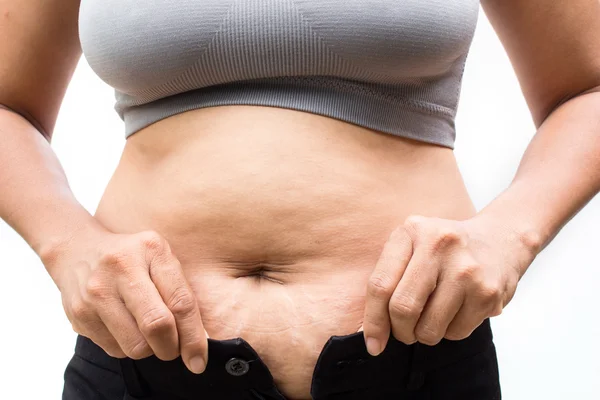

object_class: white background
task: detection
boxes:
[1,8,599,400]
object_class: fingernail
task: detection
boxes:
[189,356,206,374]
[357,325,364,333]
[366,337,382,356]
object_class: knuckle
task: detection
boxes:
[139,309,175,336]
[139,231,167,254]
[367,271,396,298]
[168,288,196,317]
[98,249,129,268]
[476,282,503,303]
[85,275,110,299]
[456,264,480,281]
[70,322,84,335]
[70,299,92,321]
[404,214,426,230]
[490,304,504,317]
[389,296,420,319]
[501,277,518,306]
[432,228,464,253]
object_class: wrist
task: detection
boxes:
[36,214,108,274]
[470,205,547,277]
[479,179,557,250]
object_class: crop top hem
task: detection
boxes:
[120,76,457,149]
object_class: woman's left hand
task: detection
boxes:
[360,214,541,356]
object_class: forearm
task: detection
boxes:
[0,107,105,266]
[476,87,600,266]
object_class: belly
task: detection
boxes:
[94,105,476,400]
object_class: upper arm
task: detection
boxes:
[0,0,82,139]
[481,0,600,127]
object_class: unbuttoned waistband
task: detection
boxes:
[76,319,494,400]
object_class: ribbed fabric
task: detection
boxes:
[79,0,481,149]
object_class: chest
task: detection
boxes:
[79,0,480,93]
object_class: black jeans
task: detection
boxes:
[63,319,501,400]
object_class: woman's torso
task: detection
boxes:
[94,105,476,400]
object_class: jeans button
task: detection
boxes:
[225,357,250,376]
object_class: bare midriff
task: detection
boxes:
[94,105,477,400]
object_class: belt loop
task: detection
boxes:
[120,358,151,398]
[406,342,426,391]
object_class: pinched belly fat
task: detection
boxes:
[93,105,477,399]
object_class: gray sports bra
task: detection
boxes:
[79,0,480,148]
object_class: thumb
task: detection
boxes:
[362,226,413,356]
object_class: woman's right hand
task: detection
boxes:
[42,226,209,374]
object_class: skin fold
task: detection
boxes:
[1,0,599,399]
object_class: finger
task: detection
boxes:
[389,246,439,345]
[96,298,153,360]
[149,251,208,374]
[413,279,465,346]
[65,295,126,358]
[82,326,127,359]
[117,267,179,362]
[444,300,489,341]
[444,278,501,341]
[92,336,127,359]
[446,267,505,340]
[74,314,127,358]
[363,227,413,356]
